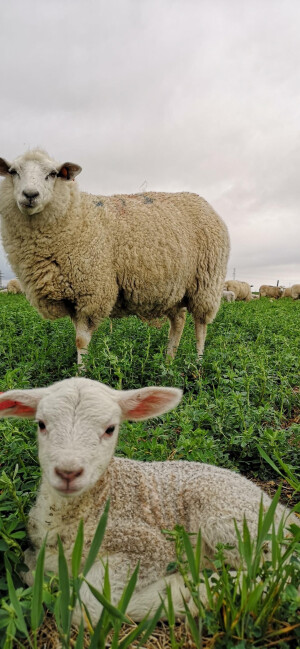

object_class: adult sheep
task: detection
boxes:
[0,150,230,363]
[259,285,283,299]
[7,278,23,294]
[291,284,300,300]
[281,287,292,298]
[0,377,297,625]
[224,280,252,302]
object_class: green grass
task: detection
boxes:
[0,294,299,647]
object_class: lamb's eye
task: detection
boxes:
[46,171,57,180]
[38,421,46,431]
[105,425,115,435]
[9,168,18,176]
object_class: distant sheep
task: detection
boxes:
[291,284,300,300]
[7,278,23,294]
[222,289,235,302]
[0,150,230,363]
[0,377,297,624]
[281,287,292,298]
[259,285,283,299]
[224,280,252,302]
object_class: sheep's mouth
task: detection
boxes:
[20,200,38,210]
[18,201,42,215]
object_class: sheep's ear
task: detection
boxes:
[0,158,11,177]
[0,388,46,418]
[57,162,82,180]
[118,386,182,421]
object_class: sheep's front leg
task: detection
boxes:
[72,561,105,626]
[73,318,94,366]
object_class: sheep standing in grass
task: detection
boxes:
[291,284,300,300]
[224,280,252,302]
[7,278,23,294]
[0,377,296,624]
[259,285,283,299]
[0,150,230,363]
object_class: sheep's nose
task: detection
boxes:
[55,467,84,482]
[22,190,39,199]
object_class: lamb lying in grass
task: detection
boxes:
[0,378,297,624]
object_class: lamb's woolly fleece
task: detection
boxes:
[259,285,283,299]
[222,289,235,302]
[0,377,297,624]
[291,284,300,299]
[0,149,230,359]
[7,278,23,294]
[224,280,252,302]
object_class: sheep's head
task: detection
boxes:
[0,150,81,216]
[0,377,182,497]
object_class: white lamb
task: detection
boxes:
[0,378,297,625]
[0,150,230,363]
[222,289,235,302]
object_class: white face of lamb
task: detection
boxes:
[35,381,122,497]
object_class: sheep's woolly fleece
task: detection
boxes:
[0,149,230,359]
[259,285,283,299]
[224,280,252,301]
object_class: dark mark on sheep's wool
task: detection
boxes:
[144,196,153,204]
[95,201,103,207]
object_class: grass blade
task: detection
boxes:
[83,500,109,577]
[6,569,29,640]
[57,535,70,635]
[31,538,46,631]
[84,578,129,622]
[117,562,139,614]
[72,519,84,579]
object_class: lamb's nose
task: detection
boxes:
[22,190,39,199]
[55,467,83,482]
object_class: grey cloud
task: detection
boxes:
[1,0,300,290]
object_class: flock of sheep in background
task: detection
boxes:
[0,148,298,626]
[5,277,300,302]
[222,279,300,302]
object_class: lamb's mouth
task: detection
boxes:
[55,485,82,496]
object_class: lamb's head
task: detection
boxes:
[0,150,81,216]
[0,377,182,497]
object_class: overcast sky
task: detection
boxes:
[1,0,300,291]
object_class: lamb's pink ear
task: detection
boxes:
[118,386,182,421]
[0,387,46,418]
[0,158,11,177]
[57,162,82,180]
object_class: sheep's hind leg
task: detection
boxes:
[166,308,186,359]
[194,319,207,357]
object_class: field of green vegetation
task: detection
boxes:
[0,294,299,648]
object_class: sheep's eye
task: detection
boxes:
[38,421,46,431]
[105,425,115,435]
[46,171,57,180]
[8,168,18,176]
